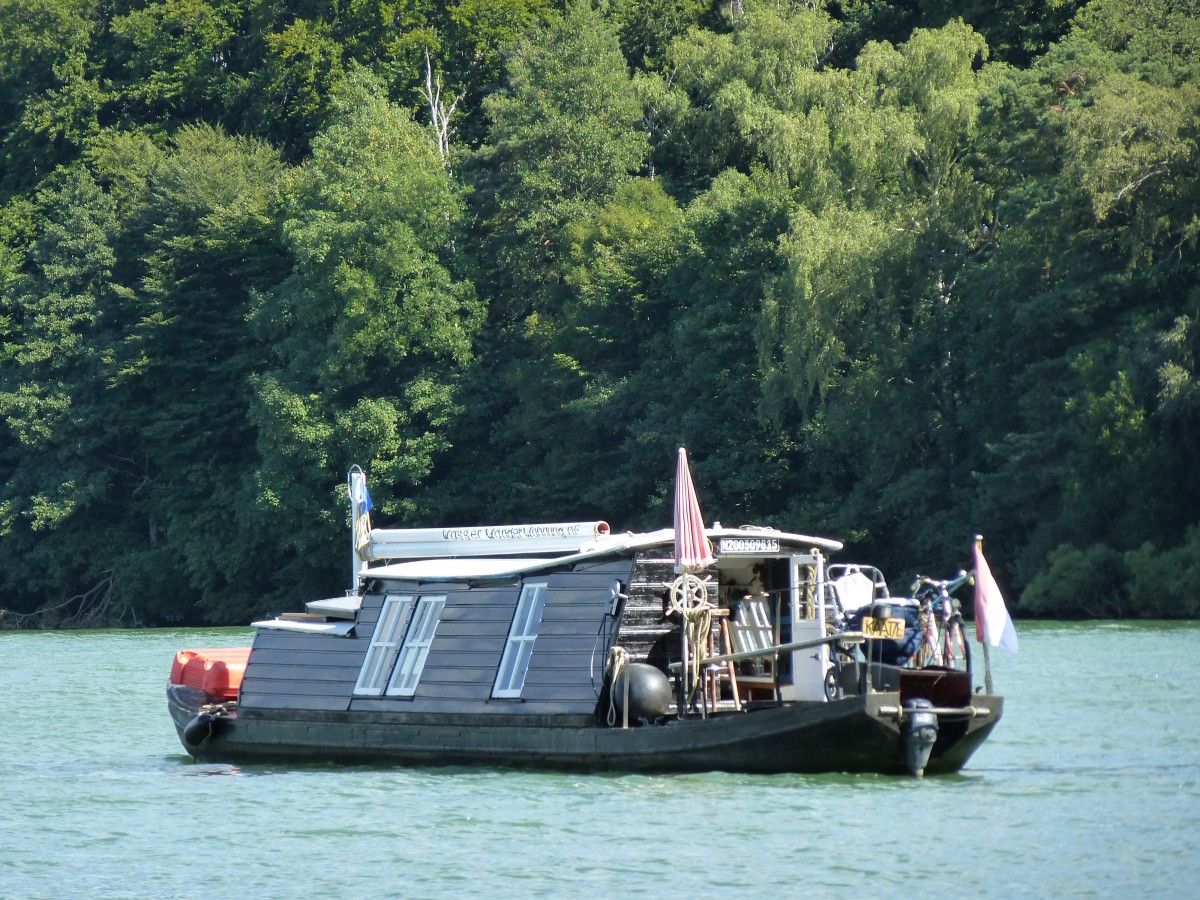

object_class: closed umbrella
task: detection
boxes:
[674,446,714,573]
[672,447,715,716]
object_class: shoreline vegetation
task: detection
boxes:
[2,1,1198,627]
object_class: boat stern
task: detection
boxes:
[166,647,248,757]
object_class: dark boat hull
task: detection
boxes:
[168,684,1001,776]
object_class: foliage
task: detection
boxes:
[0,123,289,625]
[2,0,1199,624]
[248,68,482,600]
[1021,542,1130,618]
[1126,527,1200,619]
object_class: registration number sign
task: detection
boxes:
[718,537,780,554]
[862,616,905,640]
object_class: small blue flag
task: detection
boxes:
[350,471,374,512]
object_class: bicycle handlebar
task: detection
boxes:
[910,569,973,596]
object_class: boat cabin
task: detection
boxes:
[239,523,850,722]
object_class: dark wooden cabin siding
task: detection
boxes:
[367,558,631,716]
[516,562,624,704]
[375,581,519,707]
[238,629,364,712]
[614,553,720,671]
[239,557,634,718]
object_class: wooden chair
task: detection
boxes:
[726,594,777,698]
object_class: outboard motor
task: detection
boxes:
[902,697,939,777]
[611,663,672,725]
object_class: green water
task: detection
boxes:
[1,622,1197,898]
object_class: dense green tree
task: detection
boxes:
[1,0,1198,624]
[232,0,444,161]
[473,0,650,293]
[456,177,686,524]
[118,124,290,621]
[249,68,482,593]
[638,1,841,196]
[627,169,799,528]
[610,0,715,72]
[227,0,557,162]
[0,124,289,624]
[0,0,102,192]
[739,21,994,576]
[831,0,1083,68]
[236,16,347,162]
[440,0,556,146]
[0,164,141,622]
[430,1,649,523]
[958,0,1200,610]
[106,0,245,125]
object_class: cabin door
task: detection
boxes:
[779,553,827,702]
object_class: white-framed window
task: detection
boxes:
[385,595,446,697]
[492,582,548,698]
[354,594,414,696]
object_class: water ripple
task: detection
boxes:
[2,624,1199,898]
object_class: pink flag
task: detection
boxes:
[674,448,714,573]
[974,536,1017,653]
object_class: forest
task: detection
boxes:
[1,0,1198,627]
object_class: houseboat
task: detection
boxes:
[167,455,1005,776]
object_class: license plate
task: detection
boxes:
[863,616,905,639]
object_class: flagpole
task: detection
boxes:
[348,469,360,593]
[349,467,371,594]
[982,641,993,695]
[975,534,996,694]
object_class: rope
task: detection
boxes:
[669,573,714,707]
[605,645,629,727]
[354,510,372,560]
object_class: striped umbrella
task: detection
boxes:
[674,447,715,574]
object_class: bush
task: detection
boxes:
[1126,528,1200,618]
[1020,542,1130,618]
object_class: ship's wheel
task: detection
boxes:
[668,572,711,616]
